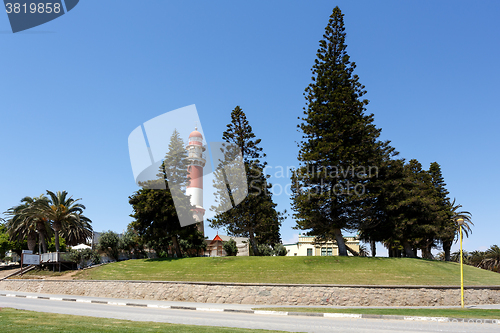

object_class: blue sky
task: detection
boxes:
[1,1,499,256]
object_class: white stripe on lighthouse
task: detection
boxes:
[186,187,203,208]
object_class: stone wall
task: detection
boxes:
[1,279,499,306]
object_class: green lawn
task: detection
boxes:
[0,308,292,333]
[70,256,500,285]
[252,307,500,319]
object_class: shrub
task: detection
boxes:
[69,248,100,268]
[273,244,287,256]
[223,239,238,256]
[96,230,120,261]
[257,243,273,256]
[47,236,67,252]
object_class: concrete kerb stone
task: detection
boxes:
[1,292,499,325]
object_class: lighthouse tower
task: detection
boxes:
[186,127,206,235]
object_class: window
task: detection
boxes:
[327,248,333,256]
[321,247,326,256]
[307,248,313,256]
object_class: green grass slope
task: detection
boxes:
[72,256,500,285]
[0,308,288,333]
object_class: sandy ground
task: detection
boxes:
[0,270,14,279]
[0,266,83,280]
[0,265,21,279]
[44,270,80,280]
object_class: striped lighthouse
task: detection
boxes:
[186,127,206,235]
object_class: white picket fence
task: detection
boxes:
[40,252,71,263]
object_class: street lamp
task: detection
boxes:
[456,217,465,308]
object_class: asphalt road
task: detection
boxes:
[0,293,498,333]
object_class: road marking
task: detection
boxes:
[325,313,362,318]
[1,292,499,324]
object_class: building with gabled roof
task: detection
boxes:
[204,234,250,257]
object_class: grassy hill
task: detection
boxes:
[71,256,500,285]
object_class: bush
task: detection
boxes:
[69,248,100,268]
[119,226,147,259]
[96,230,120,261]
[257,243,273,256]
[223,239,238,256]
[273,244,287,256]
[47,236,67,252]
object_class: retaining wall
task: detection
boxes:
[1,279,499,306]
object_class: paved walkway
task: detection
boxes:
[0,265,21,279]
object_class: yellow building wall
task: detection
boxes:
[284,236,360,257]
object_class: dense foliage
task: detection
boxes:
[440,245,500,274]
[69,248,100,268]
[96,230,121,261]
[3,191,92,255]
[209,106,284,255]
[291,6,395,255]
[129,130,206,258]
[222,238,238,256]
[291,6,472,259]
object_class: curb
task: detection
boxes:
[1,293,499,325]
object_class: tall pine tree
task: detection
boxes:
[428,162,455,261]
[291,6,385,255]
[209,106,283,255]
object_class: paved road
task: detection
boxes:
[0,291,498,333]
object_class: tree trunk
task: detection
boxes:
[402,240,416,258]
[36,221,48,253]
[171,235,182,258]
[421,247,428,259]
[52,222,61,252]
[249,233,259,256]
[370,240,376,257]
[41,235,48,254]
[54,230,60,252]
[334,228,348,256]
[27,232,36,252]
[345,244,359,256]
[443,240,452,261]
[420,241,434,260]
[425,243,434,260]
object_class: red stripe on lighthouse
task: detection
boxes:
[188,165,203,189]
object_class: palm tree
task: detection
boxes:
[451,199,473,236]
[480,245,500,273]
[468,250,486,267]
[6,215,37,252]
[442,199,473,261]
[61,215,93,246]
[450,250,470,264]
[37,191,93,252]
[5,195,52,253]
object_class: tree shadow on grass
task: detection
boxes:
[144,257,185,262]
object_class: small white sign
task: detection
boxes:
[22,250,33,254]
[23,254,40,265]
